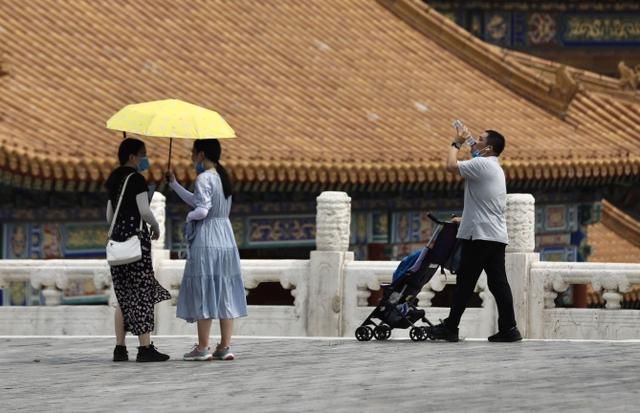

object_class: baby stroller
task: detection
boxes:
[355,214,461,342]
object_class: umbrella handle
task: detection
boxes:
[167,138,173,171]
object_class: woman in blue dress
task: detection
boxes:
[168,139,247,361]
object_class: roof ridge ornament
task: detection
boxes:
[550,65,578,106]
[618,61,639,90]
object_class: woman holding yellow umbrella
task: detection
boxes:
[168,139,247,361]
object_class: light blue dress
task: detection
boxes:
[176,171,248,322]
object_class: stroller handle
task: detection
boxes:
[427,213,457,225]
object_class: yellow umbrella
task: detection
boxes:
[106,99,236,169]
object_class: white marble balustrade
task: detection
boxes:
[1,192,640,339]
[154,259,309,336]
[529,262,640,339]
[0,260,114,335]
[2,256,640,339]
[0,259,112,304]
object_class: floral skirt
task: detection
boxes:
[110,226,170,335]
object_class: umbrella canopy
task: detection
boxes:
[106,99,236,170]
[106,99,236,139]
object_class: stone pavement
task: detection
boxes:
[1,336,639,413]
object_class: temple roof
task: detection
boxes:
[588,200,640,263]
[1,0,639,191]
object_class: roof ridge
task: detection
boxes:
[377,0,576,116]
[601,199,640,249]
[500,48,616,83]
[501,49,640,103]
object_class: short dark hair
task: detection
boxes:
[485,130,505,156]
[117,138,145,165]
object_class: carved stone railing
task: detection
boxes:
[0,260,112,306]
[0,260,114,335]
[154,259,309,336]
[529,262,640,339]
[2,191,640,340]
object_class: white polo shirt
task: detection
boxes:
[456,156,509,244]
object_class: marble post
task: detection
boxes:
[150,192,167,251]
[149,192,171,332]
[307,192,354,336]
[505,193,539,338]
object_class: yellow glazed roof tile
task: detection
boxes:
[0,0,638,186]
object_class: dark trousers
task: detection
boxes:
[445,239,517,332]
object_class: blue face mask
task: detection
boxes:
[472,145,490,158]
[137,156,150,172]
[195,161,206,174]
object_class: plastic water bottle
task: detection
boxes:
[452,119,477,146]
[465,135,477,146]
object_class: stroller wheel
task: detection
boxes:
[355,326,373,341]
[373,325,392,341]
[409,326,427,342]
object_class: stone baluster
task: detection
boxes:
[417,286,435,308]
[32,271,63,306]
[543,275,568,308]
[602,290,623,310]
[355,275,382,307]
[593,275,629,310]
[93,268,112,297]
[543,290,558,309]
[476,273,497,335]
[421,272,448,307]
[284,267,308,318]
[280,278,300,315]
[150,192,167,251]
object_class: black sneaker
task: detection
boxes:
[426,320,459,342]
[136,343,170,362]
[488,326,523,342]
[113,345,128,362]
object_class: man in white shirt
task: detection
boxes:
[427,128,522,342]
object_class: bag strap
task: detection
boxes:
[108,173,143,238]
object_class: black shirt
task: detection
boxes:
[105,166,148,226]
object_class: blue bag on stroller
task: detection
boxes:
[392,250,422,283]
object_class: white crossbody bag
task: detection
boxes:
[106,173,144,266]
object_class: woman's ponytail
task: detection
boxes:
[215,162,233,199]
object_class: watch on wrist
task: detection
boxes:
[451,142,461,149]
